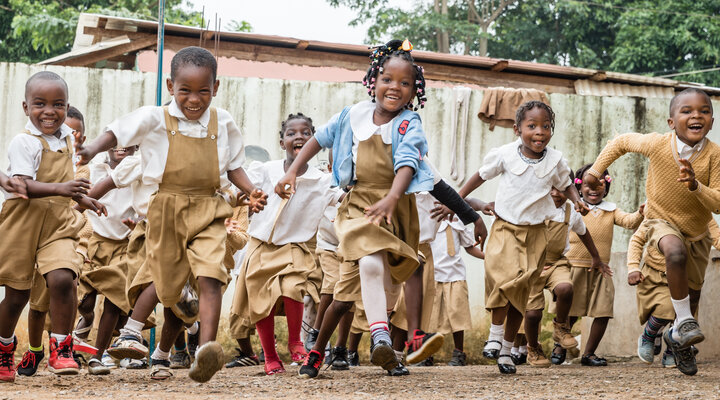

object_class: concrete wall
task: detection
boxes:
[2,62,720,357]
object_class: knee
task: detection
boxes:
[359,257,384,279]
[78,297,95,316]
[332,300,353,314]
[3,290,30,311]
[45,269,76,295]
[525,310,542,324]
[198,277,222,296]
[660,239,687,267]
[554,283,573,302]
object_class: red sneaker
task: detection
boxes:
[0,337,17,383]
[48,336,79,375]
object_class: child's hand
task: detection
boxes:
[275,173,297,199]
[247,188,268,213]
[628,271,644,286]
[74,139,95,165]
[122,217,137,231]
[236,192,249,206]
[57,179,91,198]
[590,256,613,277]
[638,203,645,216]
[0,176,28,199]
[575,199,591,216]
[473,217,488,250]
[225,218,241,234]
[678,158,698,190]
[76,196,107,216]
[479,201,495,216]
[430,202,454,221]
[365,195,399,225]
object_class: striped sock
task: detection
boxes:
[642,315,671,342]
[370,322,391,345]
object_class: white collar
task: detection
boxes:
[168,98,210,128]
[588,200,616,212]
[503,139,563,178]
[25,120,72,140]
[675,134,705,156]
[350,100,393,143]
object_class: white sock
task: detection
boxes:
[671,296,693,325]
[0,335,14,345]
[499,339,513,357]
[519,345,528,355]
[119,318,144,339]
[394,350,404,361]
[370,322,391,344]
[151,345,170,361]
[186,322,199,335]
[486,323,504,351]
[510,346,519,356]
[50,333,68,342]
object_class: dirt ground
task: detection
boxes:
[1,360,719,399]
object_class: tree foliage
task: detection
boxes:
[0,0,251,64]
[331,0,720,86]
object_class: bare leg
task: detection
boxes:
[403,263,424,338]
[583,317,609,356]
[45,269,77,335]
[524,309,543,348]
[334,310,354,348]
[311,300,353,353]
[313,294,333,331]
[453,331,464,351]
[197,277,223,345]
[658,235,688,301]
[92,298,121,359]
[27,309,47,349]
[0,287,30,338]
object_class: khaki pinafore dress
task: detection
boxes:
[0,132,83,291]
[530,203,573,312]
[332,134,420,303]
[130,107,232,307]
[78,233,132,314]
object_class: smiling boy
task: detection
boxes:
[586,88,718,375]
[75,47,267,382]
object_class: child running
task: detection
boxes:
[524,179,606,367]
[0,72,104,382]
[75,47,266,382]
[232,113,342,375]
[456,100,602,374]
[565,164,643,366]
[585,88,717,375]
[428,216,484,366]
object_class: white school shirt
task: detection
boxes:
[676,135,705,160]
[416,191,442,244]
[316,204,340,252]
[548,202,587,255]
[478,139,571,225]
[87,153,135,240]
[107,98,245,188]
[246,160,342,246]
[431,217,475,282]
[4,121,75,199]
[350,101,394,176]
[109,154,151,218]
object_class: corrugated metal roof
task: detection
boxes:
[53,13,720,95]
[574,80,675,98]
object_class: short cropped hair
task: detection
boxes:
[170,46,218,82]
[67,106,84,125]
[669,88,713,116]
[25,71,68,99]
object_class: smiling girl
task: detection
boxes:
[455,101,598,374]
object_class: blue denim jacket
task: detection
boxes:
[315,104,434,194]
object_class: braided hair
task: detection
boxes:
[279,113,316,138]
[515,100,556,132]
[575,163,612,197]
[362,39,427,111]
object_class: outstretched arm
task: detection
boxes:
[275,137,322,199]
[76,131,118,165]
[228,168,267,214]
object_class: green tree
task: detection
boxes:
[0,0,250,64]
[331,0,720,86]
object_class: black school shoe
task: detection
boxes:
[298,350,324,379]
[388,361,410,376]
[510,352,527,366]
[663,329,698,376]
[497,355,516,374]
[448,349,467,366]
[581,354,607,366]
[483,340,501,360]
[348,351,359,367]
[16,349,44,376]
[550,343,566,365]
[330,346,350,370]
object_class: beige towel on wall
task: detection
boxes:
[478,87,550,130]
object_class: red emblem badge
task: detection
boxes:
[398,120,409,135]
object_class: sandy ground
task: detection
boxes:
[1,360,719,399]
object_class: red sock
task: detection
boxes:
[282,297,304,345]
[255,309,279,364]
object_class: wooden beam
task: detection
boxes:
[296,40,309,50]
[60,36,156,67]
[491,60,508,72]
[84,26,150,41]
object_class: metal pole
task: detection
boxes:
[149,0,165,357]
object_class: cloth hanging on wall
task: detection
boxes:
[478,87,550,131]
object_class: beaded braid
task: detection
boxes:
[279,113,316,138]
[361,39,428,111]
